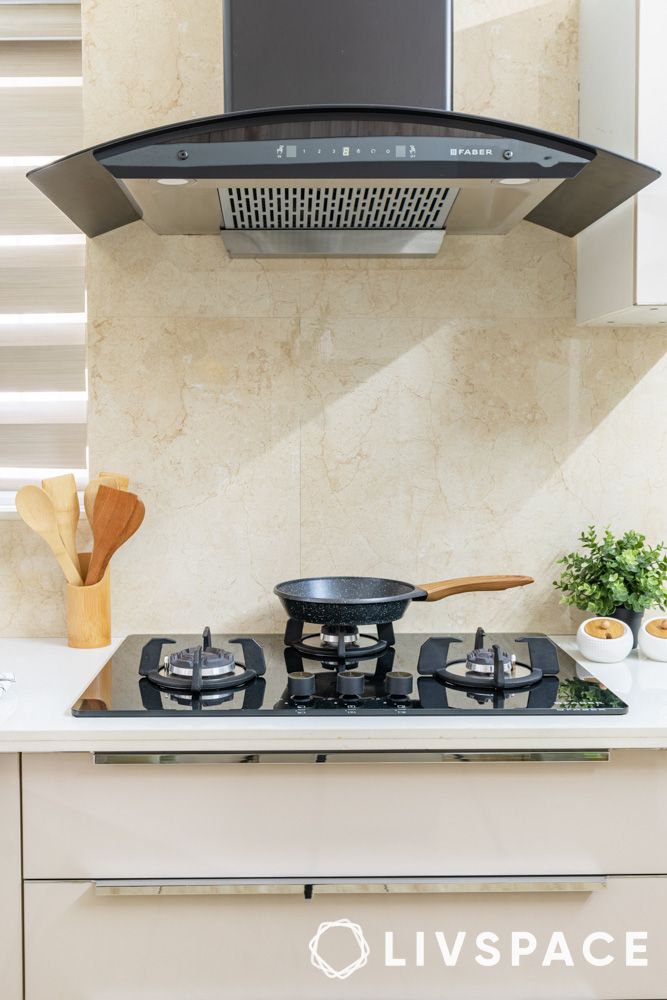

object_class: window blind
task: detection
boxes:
[0,2,85,513]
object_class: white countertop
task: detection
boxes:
[0,636,666,752]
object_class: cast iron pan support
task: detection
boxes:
[417,637,462,674]
[284,618,304,646]
[514,636,560,675]
[191,646,203,694]
[139,637,176,675]
[229,638,266,676]
[493,644,506,688]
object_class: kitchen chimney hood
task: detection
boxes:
[27,0,660,258]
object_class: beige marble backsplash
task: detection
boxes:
[2,0,665,636]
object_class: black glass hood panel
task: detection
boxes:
[27,107,660,245]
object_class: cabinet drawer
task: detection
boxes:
[21,750,667,878]
[24,876,663,999]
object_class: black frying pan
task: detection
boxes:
[274,575,534,626]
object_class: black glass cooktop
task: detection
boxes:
[71,631,628,717]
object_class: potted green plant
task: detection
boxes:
[554,527,667,647]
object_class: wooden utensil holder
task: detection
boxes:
[66,552,111,648]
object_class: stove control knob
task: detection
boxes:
[287,671,316,700]
[386,670,413,699]
[337,670,365,698]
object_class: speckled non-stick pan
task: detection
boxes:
[274,575,534,626]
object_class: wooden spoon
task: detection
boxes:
[98,471,129,491]
[15,485,83,585]
[85,486,143,586]
[83,475,120,523]
[41,473,80,573]
[417,575,535,601]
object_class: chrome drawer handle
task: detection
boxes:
[94,879,304,896]
[93,750,610,765]
[312,877,607,895]
[93,876,607,897]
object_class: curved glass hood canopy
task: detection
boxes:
[27,0,661,257]
[27,105,660,258]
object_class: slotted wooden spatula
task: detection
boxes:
[85,485,142,585]
[16,485,83,585]
[42,473,80,573]
[83,475,120,523]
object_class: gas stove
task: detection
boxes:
[72,626,628,717]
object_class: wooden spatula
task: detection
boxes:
[85,486,143,585]
[98,471,129,491]
[16,485,83,585]
[41,473,80,573]
[83,475,120,523]
[119,497,145,550]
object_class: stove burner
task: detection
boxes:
[155,658,251,693]
[465,645,515,677]
[320,625,360,647]
[283,618,395,663]
[166,645,236,678]
[418,627,545,692]
[138,629,266,695]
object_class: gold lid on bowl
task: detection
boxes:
[584,618,625,640]
[646,618,667,639]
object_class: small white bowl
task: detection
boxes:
[638,617,667,662]
[576,618,634,663]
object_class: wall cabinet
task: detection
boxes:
[0,754,22,1000]
[577,0,667,324]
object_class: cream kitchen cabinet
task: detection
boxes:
[0,754,22,1000]
[578,0,667,324]
[23,876,665,1000]
[21,750,667,878]
[19,748,667,999]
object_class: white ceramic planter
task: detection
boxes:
[576,618,634,663]
[638,617,667,661]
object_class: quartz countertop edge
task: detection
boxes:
[0,636,666,753]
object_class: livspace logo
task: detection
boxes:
[309,919,371,980]
[308,920,648,980]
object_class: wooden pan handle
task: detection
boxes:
[416,575,535,602]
